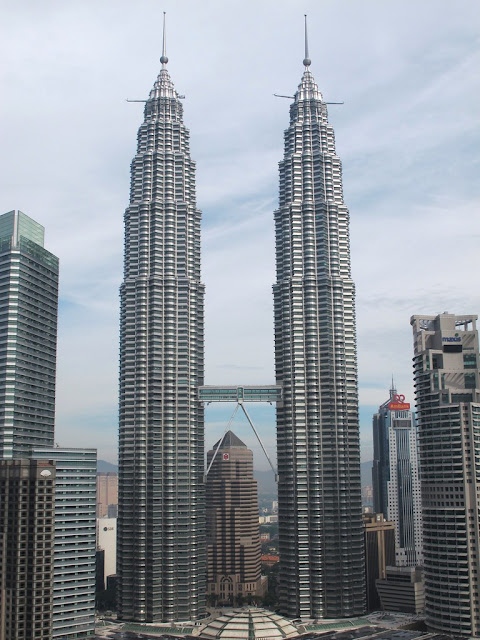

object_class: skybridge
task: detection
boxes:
[198,384,282,405]
[198,384,282,482]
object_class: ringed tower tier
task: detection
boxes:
[273,24,365,619]
[117,21,205,622]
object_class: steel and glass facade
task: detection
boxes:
[411,313,480,637]
[117,57,205,622]
[0,210,58,458]
[0,214,97,637]
[33,447,97,639]
[273,60,364,618]
[372,388,423,567]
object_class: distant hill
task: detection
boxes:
[97,459,118,473]
[361,460,373,487]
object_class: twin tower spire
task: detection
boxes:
[159,13,313,72]
[160,12,168,67]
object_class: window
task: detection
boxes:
[464,353,477,369]
[465,373,476,390]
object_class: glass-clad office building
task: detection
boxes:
[0,210,58,458]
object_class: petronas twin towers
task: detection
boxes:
[118,19,364,623]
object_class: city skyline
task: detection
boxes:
[1,1,479,465]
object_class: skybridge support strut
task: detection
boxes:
[238,401,278,483]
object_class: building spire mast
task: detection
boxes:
[303,14,311,67]
[160,11,168,67]
[390,375,396,399]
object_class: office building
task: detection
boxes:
[117,24,205,622]
[0,211,97,637]
[0,210,62,639]
[363,514,395,612]
[0,210,58,458]
[0,459,55,640]
[376,566,425,614]
[206,431,266,603]
[372,385,423,566]
[33,447,97,639]
[411,313,480,637]
[273,26,364,618]
[96,472,118,518]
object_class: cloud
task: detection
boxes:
[0,0,479,467]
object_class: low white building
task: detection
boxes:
[97,517,117,584]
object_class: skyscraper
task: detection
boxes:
[0,210,58,458]
[206,431,266,604]
[372,386,423,566]
[117,21,205,622]
[0,210,97,637]
[273,25,364,618]
[0,458,56,640]
[32,447,97,639]
[411,313,480,637]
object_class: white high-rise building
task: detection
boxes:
[411,313,480,637]
[273,24,364,619]
[372,385,423,567]
[117,21,205,622]
[33,447,97,640]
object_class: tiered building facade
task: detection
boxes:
[273,53,364,618]
[117,50,205,622]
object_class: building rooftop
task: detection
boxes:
[199,607,298,639]
[213,431,247,450]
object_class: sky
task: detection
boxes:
[1,0,479,469]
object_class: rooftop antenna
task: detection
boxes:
[126,11,186,102]
[303,14,311,67]
[160,11,168,67]
[390,375,396,398]
[274,16,344,105]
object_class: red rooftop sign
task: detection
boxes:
[388,394,410,411]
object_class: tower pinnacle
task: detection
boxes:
[303,14,311,67]
[160,11,168,66]
[390,375,397,398]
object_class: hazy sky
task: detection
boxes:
[1,0,479,468]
